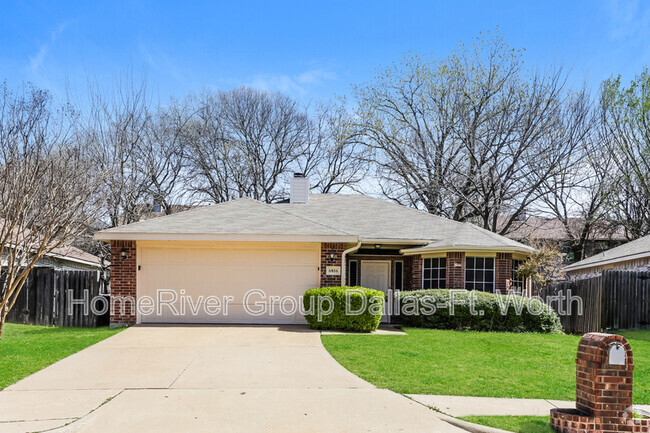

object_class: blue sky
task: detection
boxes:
[1,0,650,105]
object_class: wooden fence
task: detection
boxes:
[543,270,650,334]
[6,268,110,327]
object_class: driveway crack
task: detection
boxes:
[168,347,206,389]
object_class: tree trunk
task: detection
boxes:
[0,310,6,341]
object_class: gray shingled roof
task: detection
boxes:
[565,234,650,271]
[97,197,351,237]
[275,195,532,251]
[95,194,533,252]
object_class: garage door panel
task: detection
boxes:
[138,243,319,324]
[140,302,308,324]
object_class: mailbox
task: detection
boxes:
[551,333,649,433]
[608,342,626,365]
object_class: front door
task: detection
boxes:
[360,261,391,322]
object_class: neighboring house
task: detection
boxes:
[0,217,105,271]
[503,216,626,263]
[1,244,104,271]
[564,234,650,279]
[34,245,106,271]
[95,175,534,326]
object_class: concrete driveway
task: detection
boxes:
[0,325,462,433]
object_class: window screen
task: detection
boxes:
[423,257,446,289]
[465,257,494,292]
[511,259,526,294]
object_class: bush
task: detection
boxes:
[303,286,384,332]
[396,289,562,333]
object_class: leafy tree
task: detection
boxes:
[601,69,650,239]
[516,240,566,292]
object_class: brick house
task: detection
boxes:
[96,176,534,326]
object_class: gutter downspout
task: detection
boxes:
[341,240,362,286]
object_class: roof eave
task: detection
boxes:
[44,252,103,268]
[94,232,359,243]
[359,238,431,245]
[564,251,650,272]
[400,244,535,256]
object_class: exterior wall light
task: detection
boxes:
[329,250,335,262]
[121,249,128,260]
[374,244,382,250]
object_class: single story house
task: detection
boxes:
[96,176,534,326]
[564,234,650,279]
[1,244,104,271]
[36,245,105,271]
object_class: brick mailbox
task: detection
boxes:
[551,333,649,433]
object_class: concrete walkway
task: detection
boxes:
[407,395,576,416]
[0,325,462,433]
[407,395,650,417]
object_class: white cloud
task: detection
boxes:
[29,45,48,71]
[29,21,69,72]
[248,68,337,96]
[602,0,650,41]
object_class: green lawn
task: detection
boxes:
[322,328,650,403]
[0,323,123,390]
[459,416,552,433]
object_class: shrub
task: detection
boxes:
[303,286,384,332]
[396,289,562,333]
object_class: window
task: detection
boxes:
[465,257,494,292]
[423,257,446,289]
[348,260,358,286]
[511,259,526,294]
[394,261,404,291]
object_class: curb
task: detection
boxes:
[437,414,514,433]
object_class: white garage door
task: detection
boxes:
[137,242,320,324]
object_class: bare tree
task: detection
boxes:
[298,101,369,194]
[354,31,583,234]
[184,91,248,203]
[354,50,464,214]
[185,87,310,203]
[0,83,102,338]
[138,99,191,215]
[539,95,615,261]
[83,72,153,227]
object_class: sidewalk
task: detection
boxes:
[407,395,650,417]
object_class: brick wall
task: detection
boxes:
[446,252,465,289]
[495,252,513,293]
[320,243,346,287]
[550,332,649,433]
[109,240,137,325]
[409,255,422,290]
[575,333,634,426]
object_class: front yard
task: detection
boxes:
[459,416,553,433]
[322,328,650,403]
[0,323,122,389]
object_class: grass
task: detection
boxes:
[459,416,553,433]
[321,328,650,403]
[0,323,123,390]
